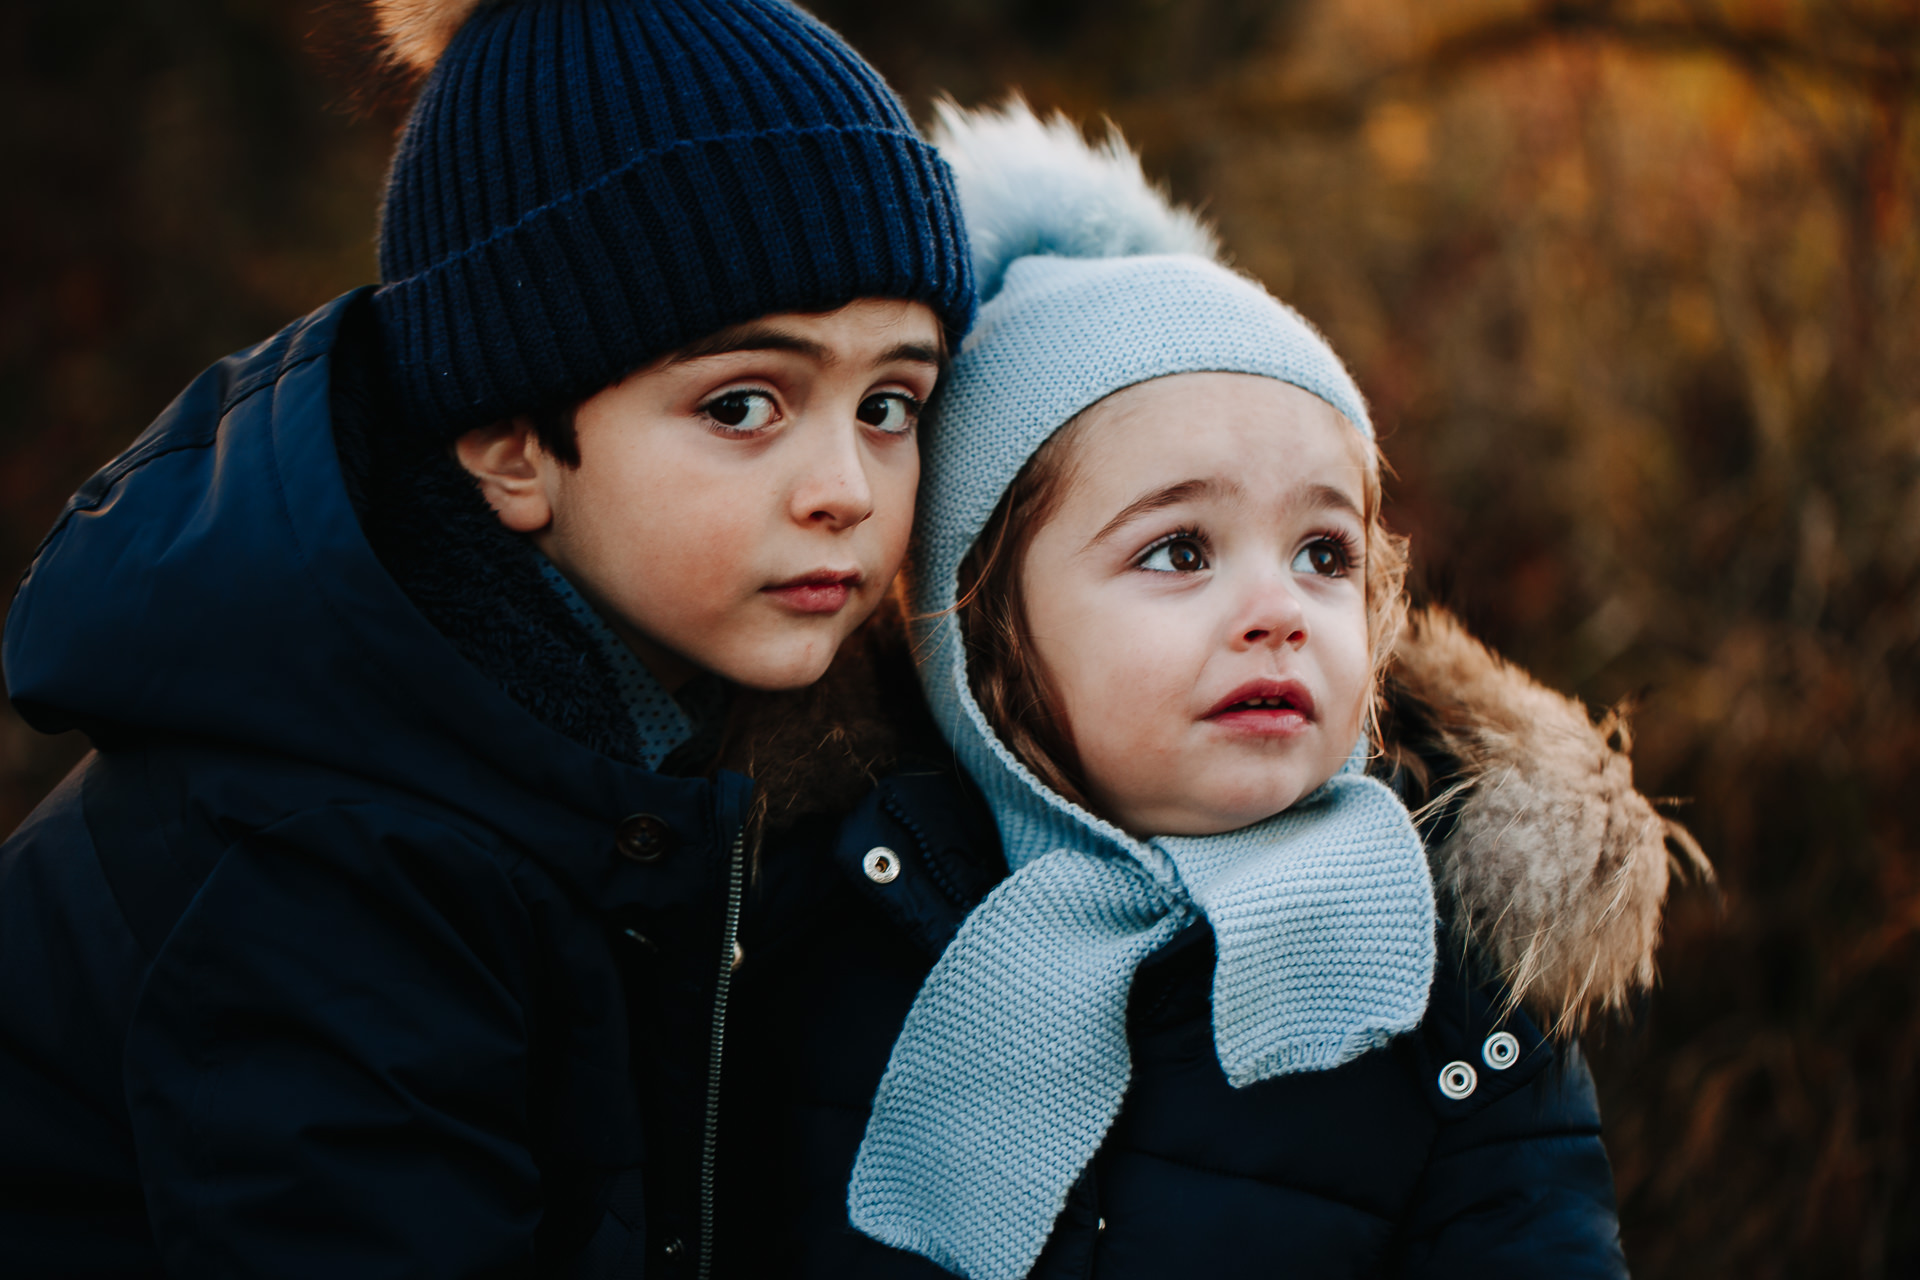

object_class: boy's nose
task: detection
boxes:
[788,421,875,530]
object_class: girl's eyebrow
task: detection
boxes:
[1303,482,1364,521]
[1085,477,1232,551]
[1084,477,1364,553]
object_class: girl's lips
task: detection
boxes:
[763,571,862,615]
[1209,705,1312,736]
[1204,678,1316,735]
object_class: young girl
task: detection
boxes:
[848,102,1687,1279]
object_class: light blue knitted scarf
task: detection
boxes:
[848,759,1435,1279]
[846,102,1439,1280]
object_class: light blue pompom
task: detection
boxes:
[930,95,1220,302]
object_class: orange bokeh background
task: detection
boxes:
[4,2,1915,1272]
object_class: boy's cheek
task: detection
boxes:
[580,485,763,586]
[671,550,894,688]
[543,426,915,685]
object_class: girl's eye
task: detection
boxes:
[856,392,921,435]
[700,390,778,433]
[1138,536,1209,573]
[1292,537,1354,577]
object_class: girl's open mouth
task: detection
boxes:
[1206,679,1316,731]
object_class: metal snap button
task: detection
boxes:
[615,813,675,864]
[661,1236,684,1259]
[862,846,901,884]
[1438,1060,1478,1100]
[1482,1030,1521,1070]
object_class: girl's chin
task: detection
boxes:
[1121,787,1317,839]
[1190,759,1360,833]
[1092,736,1357,837]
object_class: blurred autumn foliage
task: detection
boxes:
[4,0,1917,1274]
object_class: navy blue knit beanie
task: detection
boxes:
[371,0,975,442]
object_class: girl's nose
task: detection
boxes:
[1235,574,1308,649]
[788,417,875,531]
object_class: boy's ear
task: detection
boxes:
[454,418,555,534]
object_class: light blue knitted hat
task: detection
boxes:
[848,100,1435,1279]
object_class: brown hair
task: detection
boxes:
[954,408,1410,820]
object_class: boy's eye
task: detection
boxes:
[701,390,777,432]
[1138,536,1208,573]
[856,392,920,435]
[1292,538,1352,577]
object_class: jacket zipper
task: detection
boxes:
[696,827,748,1280]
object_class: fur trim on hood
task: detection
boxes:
[1382,606,1710,1033]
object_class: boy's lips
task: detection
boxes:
[1205,678,1316,733]
[763,569,863,615]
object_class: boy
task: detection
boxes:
[0,1,973,1275]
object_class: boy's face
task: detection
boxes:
[460,299,941,691]
[1019,373,1373,837]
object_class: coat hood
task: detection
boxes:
[3,291,739,869]
[1385,606,1710,1031]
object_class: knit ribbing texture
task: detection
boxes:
[846,251,1437,1279]
[373,0,973,441]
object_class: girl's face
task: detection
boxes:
[1020,372,1373,837]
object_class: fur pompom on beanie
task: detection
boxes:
[371,0,487,71]
[934,101,1218,300]
[370,0,973,441]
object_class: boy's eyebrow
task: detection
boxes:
[666,325,943,369]
[1085,478,1233,550]
[877,341,944,368]
[667,324,829,364]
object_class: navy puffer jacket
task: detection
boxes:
[725,794,1630,1278]
[1,293,1647,1278]
[2,292,753,1277]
